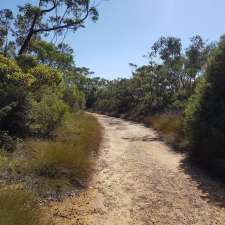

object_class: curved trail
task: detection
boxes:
[49,114,225,225]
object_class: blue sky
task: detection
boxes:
[1,0,225,79]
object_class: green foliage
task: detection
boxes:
[0,3,102,223]
[0,55,32,136]
[149,36,182,66]
[0,9,14,56]
[29,64,62,89]
[62,84,85,110]
[0,46,86,139]
[15,54,38,72]
[0,55,33,84]
[1,0,99,55]
[185,36,225,170]
[94,64,187,118]
[0,54,77,139]
[92,36,212,119]
[185,35,209,79]
[26,88,69,137]
[29,40,74,70]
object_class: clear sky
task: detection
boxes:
[1,0,225,79]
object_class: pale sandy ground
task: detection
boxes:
[46,114,225,225]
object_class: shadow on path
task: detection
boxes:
[180,157,225,208]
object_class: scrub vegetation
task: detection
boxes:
[0,1,102,224]
[0,188,41,225]
[88,35,225,179]
[1,0,225,224]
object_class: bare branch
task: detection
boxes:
[40,0,59,14]
[34,5,90,33]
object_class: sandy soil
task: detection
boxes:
[47,114,225,225]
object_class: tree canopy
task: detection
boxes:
[0,0,100,56]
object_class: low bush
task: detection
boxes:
[26,87,69,137]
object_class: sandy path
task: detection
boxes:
[48,114,225,225]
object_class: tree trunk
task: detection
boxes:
[18,13,39,55]
[18,31,34,55]
[3,40,8,57]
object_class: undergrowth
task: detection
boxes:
[0,112,102,222]
[0,187,42,225]
[15,112,102,196]
[144,112,189,150]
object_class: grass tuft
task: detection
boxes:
[0,188,41,225]
[15,112,102,195]
[144,112,188,150]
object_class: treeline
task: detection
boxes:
[89,35,225,177]
[92,35,213,116]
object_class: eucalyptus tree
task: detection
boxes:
[0,0,100,55]
[185,35,215,81]
[0,9,14,56]
[149,36,182,66]
[29,40,74,70]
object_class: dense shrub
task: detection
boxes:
[0,55,33,84]
[0,55,70,138]
[0,55,33,136]
[26,87,69,137]
[62,84,85,111]
[185,36,225,172]
[15,55,38,72]
[29,64,62,89]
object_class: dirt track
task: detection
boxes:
[49,114,225,225]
